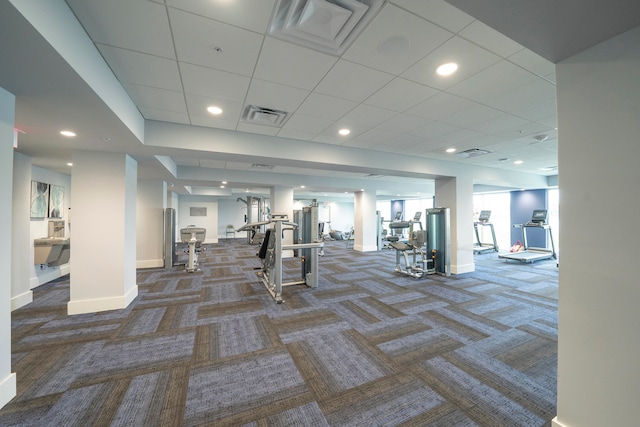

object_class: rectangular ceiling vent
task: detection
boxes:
[251,164,275,170]
[269,0,385,56]
[455,148,491,158]
[242,105,289,127]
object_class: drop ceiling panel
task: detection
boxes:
[458,20,524,58]
[468,113,529,134]
[97,45,182,91]
[438,103,504,128]
[66,0,175,58]
[166,0,276,33]
[338,104,397,127]
[314,60,394,102]
[276,128,318,141]
[406,91,476,120]
[507,49,555,78]
[409,120,458,139]
[390,0,475,33]
[121,83,187,114]
[185,93,244,122]
[245,79,310,113]
[253,37,338,90]
[170,8,264,75]
[377,113,429,133]
[365,78,439,112]
[401,36,501,90]
[179,63,251,101]
[343,4,454,75]
[280,113,332,133]
[295,93,358,121]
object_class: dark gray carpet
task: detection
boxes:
[1,239,558,426]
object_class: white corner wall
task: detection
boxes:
[12,153,32,310]
[136,180,166,268]
[0,86,17,409]
[554,25,640,427]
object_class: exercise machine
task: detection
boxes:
[473,210,499,254]
[390,228,430,278]
[237,196,268,244]
[256,214,324,303]
[425,208,451,276]
[498,209,556,263]
[179,226,206,273]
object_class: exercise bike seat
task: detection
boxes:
[390,241,412,251]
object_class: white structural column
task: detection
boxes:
[270,186,294,256]
[68,151,138,315]
[553,26,640,427]
[0,87,17,408]
[434,175,474,274]
[136,180,167,269]
[353,190,378,252]
[11,153,33,310]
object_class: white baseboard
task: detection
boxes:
[136,259,163,269]
[11,290,33,311]
[0,373,16,410]
[30,263,71,289]
[354,244,378,252]
[452,262,475,274]
[551,416,564,427]
[67,285,138,315]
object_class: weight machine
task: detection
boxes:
[473,210,499,254]
[255,214,324,303]
[179,226,206,273]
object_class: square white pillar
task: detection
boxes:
[354,190,378,251]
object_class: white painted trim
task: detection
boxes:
[30,263,70,289]
[11,290,33,311]
[136,259,163,269]
[67,285,138,315]
[551,416,565,427]
[452,263,475,275]
[0,373,16,409]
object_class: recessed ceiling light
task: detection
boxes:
[66,162,73,166]
[301,185,305,189]
[220,185,225,188]
[436,62,458,76]
[446,148,456,153]
[338,128,350,136]
[60,130,76,137]
[514,160,524,165]
[207,106,223,115]
[222,181,227,184]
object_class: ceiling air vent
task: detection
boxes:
[242,105,289,127]
[251,164,275,170]
[455,148,491,158]
[269,0,386,56]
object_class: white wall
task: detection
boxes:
[554,25,640,427]
[29,166,71,288]
[178,195,218,244]
[0,86,17,409]
[217,198,246,238]
[12,153,32,310]
[136,180,165,268]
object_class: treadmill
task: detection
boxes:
[499,209,556,263]
[473,210,498,254]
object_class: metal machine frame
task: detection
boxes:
[498,209,556,263]
[474,210,499,254]
[256,214,324,303]
[179,226,206,273]
[425,208,451,276]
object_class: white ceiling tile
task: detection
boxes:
[390,0,475,33]
[458,20,524,58]
[447,60,540,106]
[66,0,175,58]
[438,103,504,128]
[166,0,276,33]
[377,114,430,133]
[409,120,458,138]
[281,114,332,133]
[508,49,555,78]
[348,128,399,147]
[122,83,186,113]
[343,4,453,75]
[311,134,345,146]
[402,36,501,90]
[186,93,244,126]
[406,92,475,120]
[190,115,238,131]
[245,79,310,113]
[338,104,397,127]
[170,8,263,75]
[97,45,182,91]
[295,93,357,121]
[180,63,250,101]
[314,60,394,102]
[139,107,190,125]
[198,158,227,168]
[468,113,529,134]
[365,78,439,112]
[253,37,338,90]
